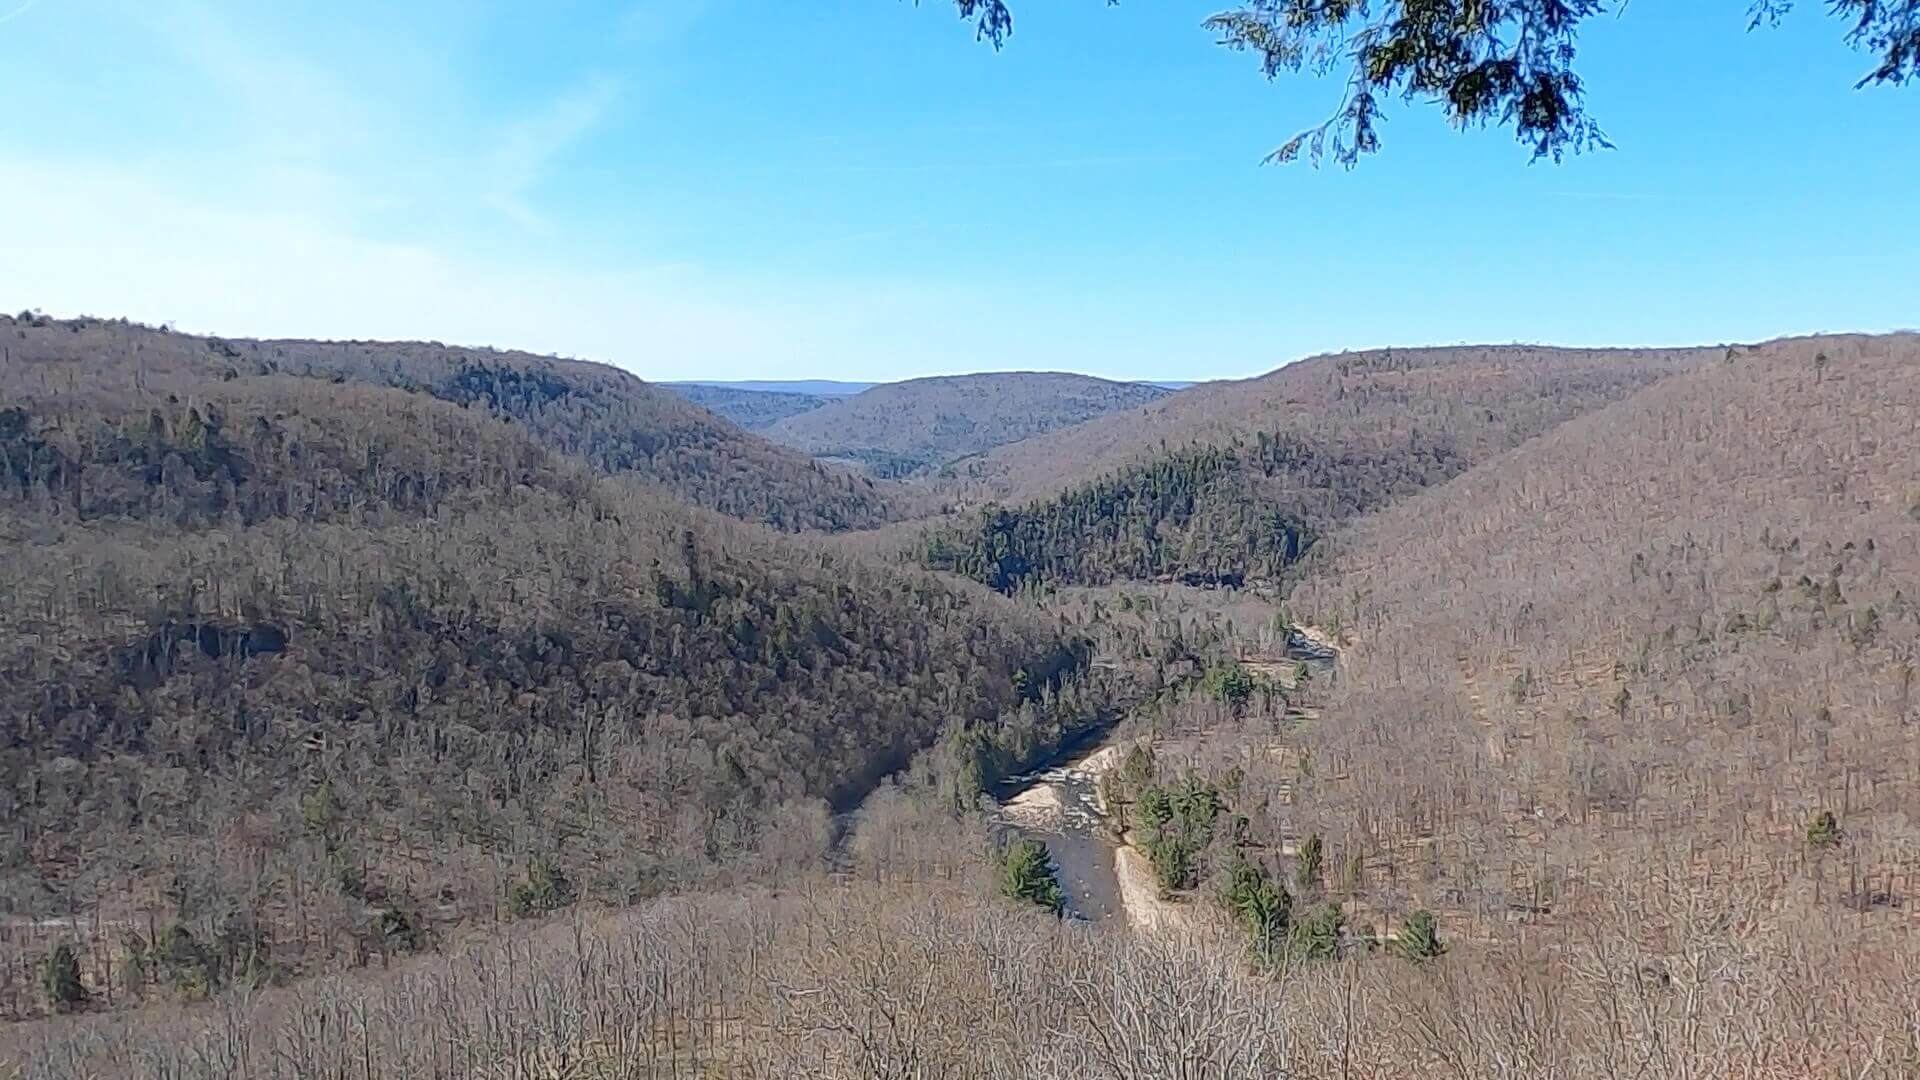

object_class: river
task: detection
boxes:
[986,629,1338,924]
[987,739,1126,921]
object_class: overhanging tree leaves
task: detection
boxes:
[1206,0,1615,164]
[948,1,1918,164]
[951,0,1014,45]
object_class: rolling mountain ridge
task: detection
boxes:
[3,316,898,532]
[761,371,1172,478]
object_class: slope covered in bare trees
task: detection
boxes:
[662,383,831,429]
[9,315,1920,1070]
[0,316,1097,1007]
[762,372,1171,477]
[922,344,1718,591]
[1277,332,1920,928]
[944,345,1713,501]
[2,316,897,532]
[11,837,1914,1077]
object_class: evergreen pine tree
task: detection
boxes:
[1295,833,1324,896]
[1222,858,1292,961]
[39,941,88,1013]
[1290,902,1345,961]
[999,838,1065,916]
[1134,784,1173,835]
[1393,909,1446,962]
[1148,836,1199,893]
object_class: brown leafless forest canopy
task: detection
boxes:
[1,315,901,532]
[661,383,831,430]
[914,343,1734,593]
[9,865,1914,1078]
[761,372,1171,477]
[949,343,1723,503]
[0,314,1096,1015]
[1283,332,1920,927]
[7,312,1920,1075]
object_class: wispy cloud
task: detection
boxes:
[0,0,1283,381]
[0,0,43,27]
[119,3,632,233]
[485,75,624,230]
[0,150,1031,380]
[137,2,374,163]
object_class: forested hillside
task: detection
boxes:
[1278,332,1920,926]
[8,327,1920,1076]
[9,0,1917,1063]
[923,344,1719,591]
[0,319,1094,1010]
[762,372,1170,477]
[20,869,1913,1078]
[2,316,895,531]
[8,316,1914,1053]
[948,344,1720,501]
[663,383,830,429]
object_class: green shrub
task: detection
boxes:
[999,838,1065,915]
[1134,785,1173,835]
[374,905,424,954]
[1119,743,1157,787]
[158,924,219,998]
[1222,858,1291,960]
[1135,774,1224,895]
[1393,909,1446,962]
[1168,775,1222,833]
[327,842,367,899]
[1202,662,1258,709]
[39,942,88,1012]
[1295,833,1324,896]
[301,779,342,838]
[1147,835,1199,893]
[1806,810,1843,848]
[1290,902,1345,961]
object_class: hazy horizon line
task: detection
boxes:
[12,304,1913,391]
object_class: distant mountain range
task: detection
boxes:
[667,379,875,396]
[666,383,836,429]
[755,372,1174,477]
[663,375,1196,469]
[671,378,1195,395]
[665,372,1178,476]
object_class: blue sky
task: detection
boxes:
[2,1,1914,382]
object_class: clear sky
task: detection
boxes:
[2,2,1914,383]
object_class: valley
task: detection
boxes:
[986,621,1340,929]
[3,318,1918,1078]
[8,4,1917,1073]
